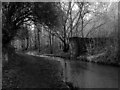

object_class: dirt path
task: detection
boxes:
[2,53,68,88]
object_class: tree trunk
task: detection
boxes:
[81,18,84,38]
[34,30,37,50]
[29,37,31,49]
[25,37,29,50]
[63,40,69,52]
[37,30,40,52]
[21,40,24,51]
[49,32,53,54]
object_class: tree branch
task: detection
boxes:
[85,22,105,37]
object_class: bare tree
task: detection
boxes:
[38,2,111,54]
[46,2,90,52]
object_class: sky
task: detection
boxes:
[72,2,113,20]
[61,1,114,20]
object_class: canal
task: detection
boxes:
[61,59,119,88]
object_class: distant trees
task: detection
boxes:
[2,2,60,50]
[16,23,30,50]
[33,2,60,28]
[2,2,62,63]
[43,2,111,53]
[2,1,118,59]
[2,2,33,47]
[2,2,34,63]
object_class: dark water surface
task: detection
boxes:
[62,60,119,88]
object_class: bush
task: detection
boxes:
[86,37,118,65]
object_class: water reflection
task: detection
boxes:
[63,60,118,88]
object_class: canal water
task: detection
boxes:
[61,59,119,88]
